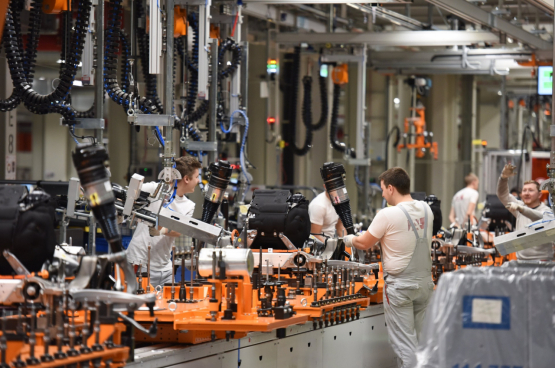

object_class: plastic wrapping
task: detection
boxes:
[416,263,555,368]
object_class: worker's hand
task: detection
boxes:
[343,234,358,249]
[117,214,125,225]
[149,226,169,237]
[501,163,517,179]
[506,202,524,213]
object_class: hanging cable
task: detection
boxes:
[2,0,92,124]
[385,126,401,170]
[286,46,312,156]
[302,74,328,131]
[329,83,355,158]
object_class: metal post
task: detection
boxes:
[164,0,174,155]
[500,76,507,150]
[88,215,96,255]
[549,13,555,213]
[208,39,218,164]
[95,0,104,144]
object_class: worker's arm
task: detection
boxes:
[311,223,325,243]
[497,164,520,213]
[506,203,544,222]
[351,230,380,251]
[448,207,458,227]
[335,219,346,238]
[465,202,477,224]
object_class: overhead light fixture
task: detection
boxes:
[498,91,503,96]
[73,80,83,87]
[394,97,400,104]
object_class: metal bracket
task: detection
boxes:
[346,158,372,166]
[279,233,297,251]
[128,115,174,126]
[66,178,81,218]
[180,141,218,151]
[124,174,145,216]
[60,118,105,129]
[3,251,30,276]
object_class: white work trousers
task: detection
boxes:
[141,266,172,289]
[383,276,434,368]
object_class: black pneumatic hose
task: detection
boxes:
[2,1,89,124]
[289,46,312,156]
[104,0,158,115]
[302,75,328,131]
[0,0,42,112]
[330,84,356,158]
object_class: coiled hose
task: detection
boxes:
[216,37,242,129]
[330,83,356,158]
[2,0,92,124]
[302,75,328,131]
[104,0,158,116]
[288,46,312,156]
[0,0,41,112]
[136,0,163,112]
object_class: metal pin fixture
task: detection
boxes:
[16,306,23,335]
[67,302,79,357]
[26,304,40,365]
[54,301,67,359]
[137,263,144,294]
[40,305,54,362]
[179,249,187,302]
[212,251,217,279]
[146,245,152,293]
[171,246,177,300]
[79,298,92,354]
[265,259,270,283]
[80,299,92,354]
[0,310,9,368]
[189,249,195,302]
[277,263,281,284]
[92,300,104,352]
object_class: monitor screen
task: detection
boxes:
[538,66,552,95]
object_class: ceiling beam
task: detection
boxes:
[275,30,498,46]
[425,0,552,49]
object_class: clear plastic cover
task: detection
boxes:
[416,263,555,368]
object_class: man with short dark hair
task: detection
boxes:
[449,172,479,228]
[343,167,434,368]
[126,156,202,287]
[496,164,552,261]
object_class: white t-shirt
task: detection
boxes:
[451,187,479,225]
[308,192,339,238]
[126,182,195,272]
[368,200,434,276]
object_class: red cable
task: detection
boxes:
[231,10,239,37]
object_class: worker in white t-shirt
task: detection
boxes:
[308,190,345,242]
[449,172,479,229]
[126,156,201,288]
[343,167,434,368]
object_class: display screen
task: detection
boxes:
[538,66,552,95]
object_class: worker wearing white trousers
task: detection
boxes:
[344,167,434,368]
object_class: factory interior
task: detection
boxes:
[0,0,554,367]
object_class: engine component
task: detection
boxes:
[320,162,355,236]
[72,144,137,293]
[201,160,233,224]
[197,248,254,279]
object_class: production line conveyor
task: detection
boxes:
[128,305,396,368]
